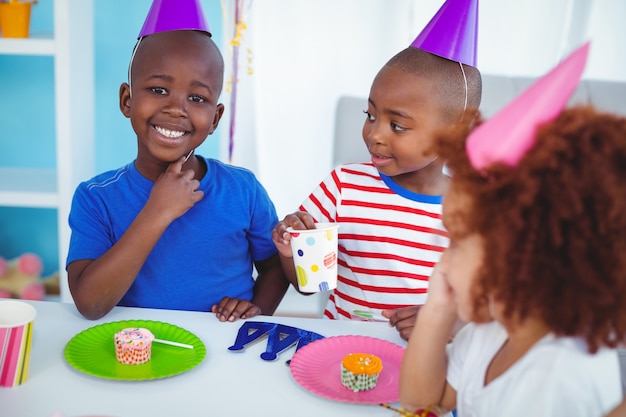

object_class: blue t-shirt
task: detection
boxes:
[66,157,279,311]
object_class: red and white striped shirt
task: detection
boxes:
[300,163,449,320]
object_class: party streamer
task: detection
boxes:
[221,0,253,163]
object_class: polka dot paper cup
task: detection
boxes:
[0,299,36,387]
[287,223,340,292]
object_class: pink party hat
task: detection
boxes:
[138,0,211,38]
[410,0,479,67]
[466,42,590,170]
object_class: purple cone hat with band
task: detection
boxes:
[138,0,211,38]
[466,42,590,170]
[410,0,479,67]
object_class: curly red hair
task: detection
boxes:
[438,106,626,353]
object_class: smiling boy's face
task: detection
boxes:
[119,30,224,170]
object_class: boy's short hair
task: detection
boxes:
[129,30,225,96]
[385,47,482,122]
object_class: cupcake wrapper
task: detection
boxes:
[115,345,152,365]
[340,364,380,392]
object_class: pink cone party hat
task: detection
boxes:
[466,42,590,170]
[410,0,479,67]
[138,0,211,38]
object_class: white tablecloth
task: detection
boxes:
[1,300,407,417]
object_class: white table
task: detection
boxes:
[1,300,407,417]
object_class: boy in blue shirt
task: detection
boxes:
[66,0,288,320]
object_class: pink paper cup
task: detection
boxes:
[287,223,340,292]
[0,299,36,387]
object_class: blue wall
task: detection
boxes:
[0,0,223,274]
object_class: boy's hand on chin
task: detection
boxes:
[147,156,204,222]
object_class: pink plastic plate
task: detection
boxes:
[289,335,405,404]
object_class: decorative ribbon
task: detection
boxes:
[221,0,254,163]
[380,403,443,417]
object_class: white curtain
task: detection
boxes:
[221,0,626,218]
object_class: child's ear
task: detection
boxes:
[119,83,132,118]
[209,103,225,132]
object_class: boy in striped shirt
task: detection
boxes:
[272,0,482,340]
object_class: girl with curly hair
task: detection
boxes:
[399,43,626,417]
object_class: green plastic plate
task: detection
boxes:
[64,319,206,381]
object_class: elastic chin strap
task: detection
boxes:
[127,37,143,99]
[459,61,469,123]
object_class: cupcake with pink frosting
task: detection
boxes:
[114,328,154,365]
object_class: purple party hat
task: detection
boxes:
[138,0,211,38]
[466,42,590,170]
[410,0,479,67]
